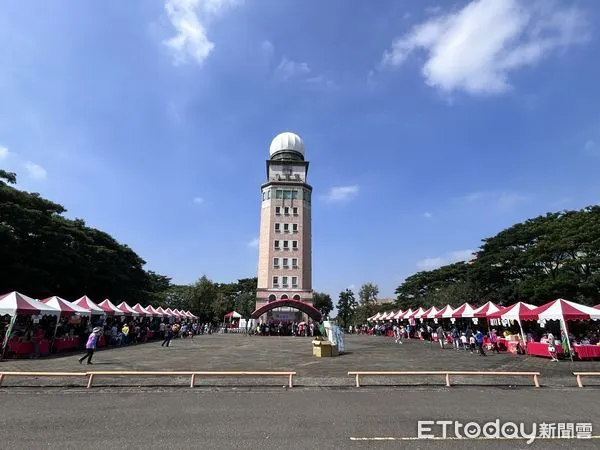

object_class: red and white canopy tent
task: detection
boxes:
[98,299,124,316]
[0,291,61,317]
[487,301,536,343]
[41,296,91,316]
[423,306,439,321]
[594,304,600,309]
[473,301,500,318]
[73,296,105,315]
[380,311,394,321]
[400,309,414,320]
[132,303,154,317]
[164,308,176,319]
[0,292,61,358]
[224,311,242,319]
[520,299,600,359]
[117,302,139,317]
[451,303,476,320]
[367,312,381,321]
[156,306,170,317]
[414,307,428,321]
[145,305,163,317]
[434,305,454,320]
[408,307,425,319]
[392,310,405,320]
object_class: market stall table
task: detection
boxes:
[573,344,600,360]
[54,336,80,352]
[526,342,564,358]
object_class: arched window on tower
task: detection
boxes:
[268,294,276,303]
[293,295,301,301]
[280,294,289,300]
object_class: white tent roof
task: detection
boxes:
[73,295,105,315]
[0,291,61,317]
[42,296,91,316]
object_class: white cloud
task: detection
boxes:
[193,196,204,204]
[417,249,475,270]
[461,190,530,210]
[0,146,8,160]
[163,0,240,66]
[583,140,595,152]
[273,56,338,90]
[24,162,47,180]
[379,0,589,95]
[423,212,433,218]
[247,237,259,248]
[274,58,311,81]
[323,185,359,203]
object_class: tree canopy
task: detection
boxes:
[312,291,334,317]
[0,172,168,304]
[395,206,600,310]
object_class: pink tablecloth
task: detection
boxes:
[527,342,564,358]
[573,345,600,359]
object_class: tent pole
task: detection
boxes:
[561,319,574,362]
[516,318,527,347]
[1,315,17,360]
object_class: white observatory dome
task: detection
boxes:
[269,132,305,157]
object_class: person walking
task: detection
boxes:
[79,327,102,365]
[451,326,460,350]
[436,325,445,349]
[161,325,174,347]
[475,330,487,356]
[489,329,500,354]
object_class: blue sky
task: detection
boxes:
[1,0,599,299]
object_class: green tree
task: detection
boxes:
[188,275,218,322]
[0,171,171,302]
[312,291,334,317]
[358,282,379,322]
[336,288,358,329]
[394,206,600,307]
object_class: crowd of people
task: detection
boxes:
[1,312,217,359]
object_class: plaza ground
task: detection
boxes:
[1,335,599,449]
[1,334,599,387]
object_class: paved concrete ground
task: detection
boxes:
[0,389,598,450]
[1,334,599,387]
[2,335,599,449]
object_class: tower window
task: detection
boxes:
[282,276,288,288]
[293,207,298,216]
[284,207,290,215]
[292,276,297,288]
[283,190,292,199]
[274,240,280,250]
[283,240,289,250]
[292,241,298,250]
[292,224,298,233]
[272,276,279,287]
[275,207,281,215]
[275,223,280,233]
[291,190,298,199]
[283,224,289,233]
[283,258,289,268]
[275,190,283,199]
[273,257,280,268]
[292,258,298,268]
